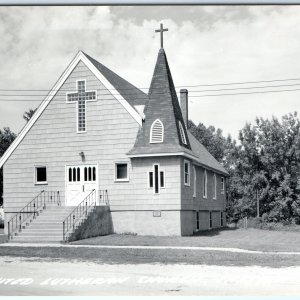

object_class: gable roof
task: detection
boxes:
[128,48,191,156]
[188,132,228,176]
[0,51,144,168]
[84,52,148,107]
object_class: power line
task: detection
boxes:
[1,86,300,102]
[1,76,300,92]
[3,82,300,97]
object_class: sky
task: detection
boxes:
[1,5,300,139]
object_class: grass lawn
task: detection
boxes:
[70,227,300,252]
[0,246,299,268]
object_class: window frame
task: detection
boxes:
[220,211,224,227]
[184,160,190,186]
[209,211,212,229]
[114,162,129,182]
[148,164,165,194]
[221,177,225,194]
[150,119,164,143]
[35,166,48,185]
[203,169,207,198]
[213,173,217,200]
[193,165,197,197]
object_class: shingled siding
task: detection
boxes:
[3,61,140,225]
[180,157,226,232]
[108,156,182,235]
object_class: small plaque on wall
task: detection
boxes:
[153,210,161,217]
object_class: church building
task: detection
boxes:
[0,25,228,242]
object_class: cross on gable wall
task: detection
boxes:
[66,79,97,133]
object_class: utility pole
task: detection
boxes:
[256,189,259,218]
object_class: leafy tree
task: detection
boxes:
[0,128,16,206]
[23,108,37,123]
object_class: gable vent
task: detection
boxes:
[150,119,164,143]
[179,121,187,145]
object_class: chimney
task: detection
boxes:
[180,89,188,127]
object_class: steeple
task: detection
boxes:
[128,47,191,156]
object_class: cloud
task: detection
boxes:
[1,6,300,139]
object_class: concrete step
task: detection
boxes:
[18,231,63,237]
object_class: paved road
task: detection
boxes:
[0,256,299,296]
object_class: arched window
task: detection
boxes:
[150,119,164,143]
[178,121,187,145]
[203,169,207,198]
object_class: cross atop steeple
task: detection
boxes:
[155,23,168,48]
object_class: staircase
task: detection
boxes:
[10,205,75,243]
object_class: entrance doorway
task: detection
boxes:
[66,165,98,206]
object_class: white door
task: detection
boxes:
[66,165,98,206]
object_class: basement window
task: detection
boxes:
[35,166,47,184]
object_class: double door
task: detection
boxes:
[66,165,98,206]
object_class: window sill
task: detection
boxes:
[35,182,48,185]
[114,179,129,182]
[184,183,190,187]
[203,196,207,199]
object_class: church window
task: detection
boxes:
[213,173,217,200]
[149,164,165,193]
[35,166,47,184]
[148,172,153,188]
[150,119,164,143]
[179,121,187,145]
[203,170,207,198]
[209,211,213,229]
[115,163,128,181]
[221,177,225,194]
[184,160,190,186]
[220,212,224,227]
[193,166,197,197]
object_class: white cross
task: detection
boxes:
[66,80,97,132]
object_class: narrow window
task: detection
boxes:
[203,170,207,198]
[221,177,225,194]
[213,173,217,200]
[68,168,72,182]
[154,164,159,194]
[193,166,197,197]
[84,167,87,181]
[184,160,190,186]
[220,212,224,227]
[178,121,187,145]
[150,119,164,143]
[77,167,80,182]
[160,171,165,188]
[115,163,128,181]
[93,167,96,181]
[35,166,47,184]
[88,167,92,181]
[73,167,76,182]
[196,211,200,230]
[209,211,212,229]
[149,172,153,188]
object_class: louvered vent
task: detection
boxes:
[179,121,187,145]
[150,119,164,143]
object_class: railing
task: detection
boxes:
[98,189,109,205]
[63,189,97,242]
[7,190,60,239]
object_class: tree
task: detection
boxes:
[0,127,16,206]
[23,108,37,123]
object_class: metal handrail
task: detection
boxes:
[62,189,96,242]
[7,190,60,239]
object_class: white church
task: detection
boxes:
[0,25,228,242]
